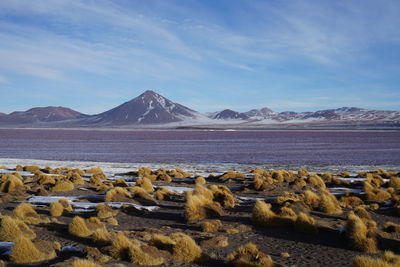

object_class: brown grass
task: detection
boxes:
[0,174,23,193]
[105,187,132,202]
[10,236,56,263]
[226,242,274,267]
[309,175,326,189]
[50,180,74,192]
[96,203,118,219]
[128,241,166,265]
[195,176,206,185]
[110,232,133,260]
[210,185,236,208]
[155,187,177,200]
[12,203,50,224]
[170,232,203,263]
[202,219,222,232]
[184,193,225,223]
[136,177,154,192]
[70,259,103,267]
[295,212,318,234]
[389,177,400,189]
[318,190,342,214]
[220,171,247,181]
[200,235,228,248]
[68,216,93,237]
[303,190,320,208]
[351,251,400,267]
[93,228,112,244]
[346,212,378,253]
[0,216,36,241]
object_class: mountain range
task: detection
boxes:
[1,90,399,129]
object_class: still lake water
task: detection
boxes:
[0,129,399,166]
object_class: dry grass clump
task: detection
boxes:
[50,180,75,192]
[10,236,56,263]
[295,212,318,234]
[93,228,112,244]
[202,219,222,232]
[128,241,166,266]
[210,185,236,208]
[170,232,203,263]
[96,203,118,219]
[382,222,400,235]
[137,167,153,178]
[302,190,320,208]
[389,177,400,189]
[298,169,309,177]
[136,177,155,192]
[340,196,364,208]
[354,206,371,219]
[351,251,400,267]
[346,212,378,253]
[308,175,326,189]
[12,203,50,224]
[195,176,206,185]
[107,217,118,226]
[280,252,290,258]
[105,187,132,202]
[50,199,73,216]
[155,187,177,200]
[226,242,274,267]
[69,216,104,238]
[128,186,158,205]
[184,191,225,223]
[23,165,41,172]
[70,259,102,267]
[110,232,133,260]
[318,190,342,214]
[67,172,85,185]
[112,178,128,187]
[364,181,391,202]
[276,191,302,205]
[0,216,36,241]
[252,200,279,227]
[220,171,247,181]
[0,173,24,192]
[200,235,228,248]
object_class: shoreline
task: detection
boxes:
[1,157,399,174]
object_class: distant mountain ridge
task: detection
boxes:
[0,90,399,128]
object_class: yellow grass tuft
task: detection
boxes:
[184,193,225,223]
[70,259,102,267]
[96,203,118,219]
[93,228,112,244]
[202,219,223,232]
[50,180,74,192]
[136,177,154,193]
[298,169,309,177]
[195,176,206,185]
[309,174,326,189]
[110,232,133,260]
[351,251,400,267]
[149,234,176,250]
[220,171,247,181]
[318,190,342,214]
[68,216,93,237]
[295,212,318,234]
[0,174,23,193]
[346,212,378,253]
[200,235,228,248]
[0,216,36,241]
[252,200,277,227]
[154,187,177,200]
[389,177,400,189]
[49,201,64,216]
[303,190,320,208]
[10,236,56,263]
[281,252,290,258]
[226,242,274,267]
[105,187,132,202]
[128,241,165,265]
[23,165,41,172]
[13,203,50,224]
[107,217,118,226]
[210,185,236,208]
[170,232,203,263]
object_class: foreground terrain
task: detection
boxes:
[0,164,399,266]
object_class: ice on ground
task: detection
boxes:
[156,186,193,194]
[0,169,34,177]
[329,187,362,194]
[62,245,83,253]
[0,242,13,256]
[238,196,276,202]
[27,196,80,204]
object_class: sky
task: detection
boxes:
[0,0,399,114]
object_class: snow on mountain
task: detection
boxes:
[211,109,249,120]
[84,90,208,125]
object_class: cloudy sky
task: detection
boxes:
[0,0,399,114]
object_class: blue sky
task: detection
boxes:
[0,0,399,114]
